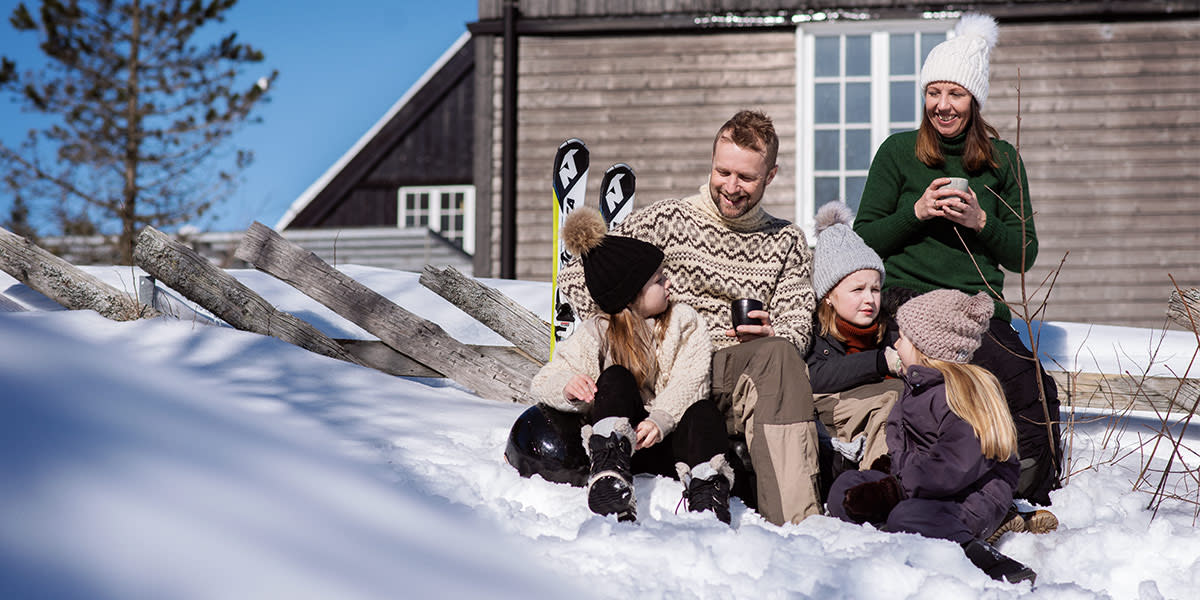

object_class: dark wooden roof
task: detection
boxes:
[279,35,476,230]
[473,1,1198,31]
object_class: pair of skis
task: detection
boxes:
[549,138,636,355]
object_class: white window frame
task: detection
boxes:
[398,185,476,254]
[795,19,953,239]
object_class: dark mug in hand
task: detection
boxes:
[731,298,764,328]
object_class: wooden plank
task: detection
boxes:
[337,339,540,380]
[419,265,551,364]
[134,226,359,364]
[1053,371,1200,415]
[235,222,532,404]
[0,226,153,321]
[1168,288,1200,331]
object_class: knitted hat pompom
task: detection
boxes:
[955,13,999,49]
[815,201,855,237]
[562,209,608,258]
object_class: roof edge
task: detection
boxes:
[274,31,473,231]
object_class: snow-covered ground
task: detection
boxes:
[1,265,1197,599]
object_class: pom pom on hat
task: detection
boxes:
[896,289,993,363]
[561,209,664,315]
[812,201,885,300]
[920,13,999,107]
[562,209,608,258]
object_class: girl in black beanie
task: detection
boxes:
[529,209,732,524]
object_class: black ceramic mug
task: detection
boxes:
[731,298,764,328]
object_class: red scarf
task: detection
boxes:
[837,317,879,354]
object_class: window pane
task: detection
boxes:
[845,129,871,171]
[845,176,867,212]
[815,36,840,77]
[921,33,943,66]
[404,192,416,212]
[845,82,870,123]
[890,80,917,122]
[405,215,416,227]
[890,126,909,135]
[814,130,840,170]
[815,83,840,124]
[890,34,915,75]
[846,35,870,76]
[815,177,840,208]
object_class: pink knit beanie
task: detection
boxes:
[896,289,993,363]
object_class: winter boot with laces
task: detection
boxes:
[676,454,734,525]
[582,417,636,522]
[985,505,1026,544]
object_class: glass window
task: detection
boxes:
[398,185,476,254]
[796,21,952,236]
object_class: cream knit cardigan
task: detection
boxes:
[529,303,712,437]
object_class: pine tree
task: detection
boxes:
[0,0,277,264]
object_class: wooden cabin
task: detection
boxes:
[295,1,1199,329]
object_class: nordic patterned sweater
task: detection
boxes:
[559,184,816,353]
[852,130,1037,322]
[530,303,712,437]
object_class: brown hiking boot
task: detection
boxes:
[1021,509,1059,535]
[985,506,1026,544]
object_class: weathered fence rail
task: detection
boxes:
[235,221,533,404]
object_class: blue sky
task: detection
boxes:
[0,0,478,233]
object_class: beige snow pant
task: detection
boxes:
[813,379,903,470]
[711,336,820,525]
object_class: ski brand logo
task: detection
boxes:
[557,148,584,210]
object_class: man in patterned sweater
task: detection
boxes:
[561,110,820,525]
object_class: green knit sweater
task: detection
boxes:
[852,130,1037,322]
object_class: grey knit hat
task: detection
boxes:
[812,201,885,300]
[920,13,999,107]
[896,289,993,363]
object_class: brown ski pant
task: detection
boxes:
[711,336,821,525]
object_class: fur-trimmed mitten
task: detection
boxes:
[582,417,637,522]
[843,475,903,524]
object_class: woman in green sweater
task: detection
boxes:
[853,14,1062,510]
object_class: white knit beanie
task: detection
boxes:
[920,13,999,107]
[812,201,885,300]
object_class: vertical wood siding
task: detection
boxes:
[486,31,797,280]
[987,20,1200,328]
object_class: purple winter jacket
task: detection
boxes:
[887,365,1019,526]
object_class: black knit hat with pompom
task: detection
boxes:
[562,209,663,314]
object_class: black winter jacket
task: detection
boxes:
[805,323,899,394]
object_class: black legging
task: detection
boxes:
[590,365,728,477]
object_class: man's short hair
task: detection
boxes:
[714,110,779,169]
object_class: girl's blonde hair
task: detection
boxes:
[602,303,674,389]
[913,347,1018,461]
[816,299,885,345]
